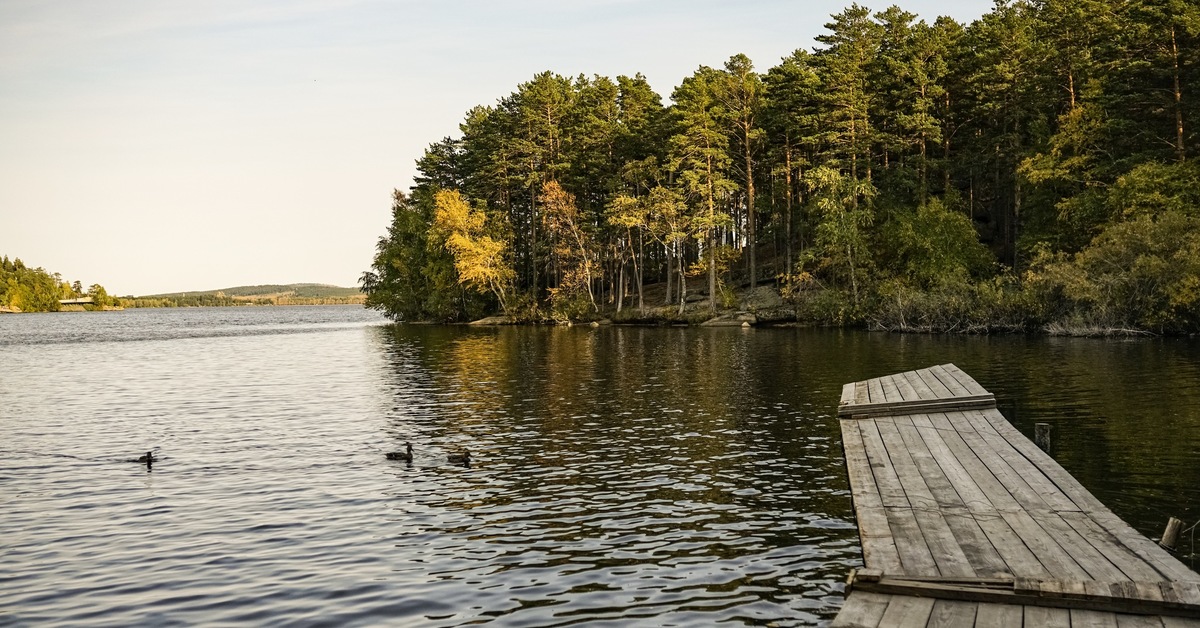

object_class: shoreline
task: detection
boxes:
[411,303,1175,338]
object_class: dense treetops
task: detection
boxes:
[361,0,1200,333]
[0,256,113,312]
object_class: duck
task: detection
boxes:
[127,451,153,466]
[385,442,414,463]
[447,450,471,466]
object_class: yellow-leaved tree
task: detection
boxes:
[540,181,597,318]
[432,190,515,315]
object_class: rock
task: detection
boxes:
[468,316,514,326]
[700,313,751,327]
[741,286,783,310]
[753,308,797,324]
[735,312,758,324]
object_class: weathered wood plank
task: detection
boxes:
[1163,582,1200,606]
[880,374,903,404]
[916,367,957,398]
[999,509,1091,580]
[1025,605,1072,627]
[911,414,934,428]
[858,419,940,576]
[867,376,887,404]
[958,410,1080,513]
[915,421,1053,577]
[946,412,1059,514]
[876,418,940,512]
[1071,609,1121,628]
[929,411,968,433]
[895,417,1011,577]
[877,595,937,628]
[930,363,972,397]
[852,575,1200,619]
[854,381,870,405]
[1116,614,1167,628]
[943,363,991,396]
[973,603,1024,628]
[1029,511,1130,582]
[1091,510,1200,584]
[876,417,976,577]
[838,396,997,418]
[926,599,979,627]
[841,382,857,408]
[1162,617,1200,628]
[859,420,914,508]
[1060,511,1174,583]
[842,421,886,510]
[976,408,1110,513]
[841,420,905,574]
[831,592,891,627]
[922,419,1020,512]
[902,369,938,400]
[892,373,920,401]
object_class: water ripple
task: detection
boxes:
[7,311,1196,625]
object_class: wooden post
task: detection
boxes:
[1035,423,1051,452]
[1160,517,1184,551]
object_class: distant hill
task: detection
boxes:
[126,283,365,307]
[142,283,361,299]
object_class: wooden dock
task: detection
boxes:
[833,364,1200,627]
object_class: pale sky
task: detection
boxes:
[0,0,995,296]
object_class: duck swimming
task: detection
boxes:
[385,442,414,463]
[128,451,153,468]
[447,450,471,466]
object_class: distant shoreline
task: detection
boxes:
[0,302,368,314]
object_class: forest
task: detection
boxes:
[0,256,115,312]
[362,0,1200,334]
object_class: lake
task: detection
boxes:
[2,306,1198,626]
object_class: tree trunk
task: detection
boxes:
[745,122,757,290]
[616,263,624,313]
[664,244,674,305]
[920,131,928,207]
[943,91,952,194]
[636,230,644,313]
[707,154,718,313]
[1172,25,1186,162]
[785,141,794,275]
[678,242,688,316]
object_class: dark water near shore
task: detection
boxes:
[2,306,1199,626]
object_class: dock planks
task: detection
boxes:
[833,364,1200,627]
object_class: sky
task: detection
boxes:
[0,0,996,296]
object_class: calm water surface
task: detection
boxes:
[2,306,1199,626]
